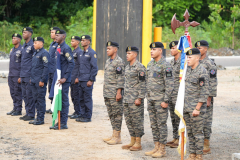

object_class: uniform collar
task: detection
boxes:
[25,38,33,46]
[201,54,209,62]
[59,41,66,47]
[84,46,91,53]
[109,55,119,63]
[36,47,44,53]
[191,63,201,73]
[14,44,22,50]
[73,46,80,52]
[155,56,165,64]
[130,60,138,67]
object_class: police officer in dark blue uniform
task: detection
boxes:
[29,37,49,125]
[7,33,23,116]
[19,27,35,121]
[51,29,74,129]
[68,36,82,119]
[75,35,98,123]
[46,26,60,114]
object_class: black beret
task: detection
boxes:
[22,27,33,34]
[71,36,81,41]
[50,27,60,31]
[81,35,91,40]
[195,40,209,47]
[186,48,200,55]
[169,41,178,49]
[126,46,139,52]
[33,37,44,43]
[106,41,119,48]
[55,29,66,34]
[12,33,22,40]
[150,42,164,48]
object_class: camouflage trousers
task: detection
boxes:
[123,103,144,137]
[169,98,180,139]
[184,109,206,155]
[104,98,123,131]
[203,98,213,140]
[147,100,168,144]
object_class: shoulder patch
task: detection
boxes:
[139,72,145,81]
[210,69,216,78]
[116,66,122,74]
[166,67,172,77]
[94,54,97,58]
[42,56,48,63]
[199,77,205,86]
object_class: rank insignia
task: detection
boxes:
[116,67,122,74]
[82,36,85,39]
[108,41,111,46]
[128,46,131,51]
[199,77,205,86]
[152,43,155,47]
[94,54,97,58]
[197,42,200,47]
[172,42,175,47]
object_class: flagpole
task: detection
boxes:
[58,111,60,130]
[181,131,184,160]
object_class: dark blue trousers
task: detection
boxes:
[21,77,35,117]
[78,81,93,119]
[31,82,47,121]
[48,73,54,93]
[70,83,81,115]
[8,76,22,111]
[61,82,71,124]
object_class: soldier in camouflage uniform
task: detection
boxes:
[144,42,174,158]
[102,41,125,145]
[166,41,181,148]
[184,48,209,160]
[195,40,218,155]
[122,46,146,151]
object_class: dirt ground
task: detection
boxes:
[0,70,240,160]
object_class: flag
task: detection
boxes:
[49,47,62,127]
[174,35,192,155]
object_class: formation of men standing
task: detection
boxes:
[7,27,98,129]
[102,41,217,160]
[7,27,217,159]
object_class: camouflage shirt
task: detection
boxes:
[146,57,174,101]
[199,55,218,97]
[123,60,146,103]
[170,56,181,102]
[103,55,125,98]
[184,64,209,112]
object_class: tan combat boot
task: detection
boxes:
[107,130,122,145]
[166,138,176,146]
[196,154,203,160]
[103,130,115,143]
[203,139,211,154]
[170,139,179,148]
[122,137,136,150]
[152,143,166,158]
[186,154,196,160]
[145,142,160,156]
[130,137,142,151]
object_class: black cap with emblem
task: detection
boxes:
[186,48,200,55]
[106,41,119,48]
[71,36,81,41]
[126,46,139,53]
[12,33,22,40]
[81,35,91,41]
[150,42,164,48]
[33,37,44,43]
[50,27,60,31]
[195,40,209,47]
[22,27,33,34]
[55,29,66,34]
[169,41,178,49]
